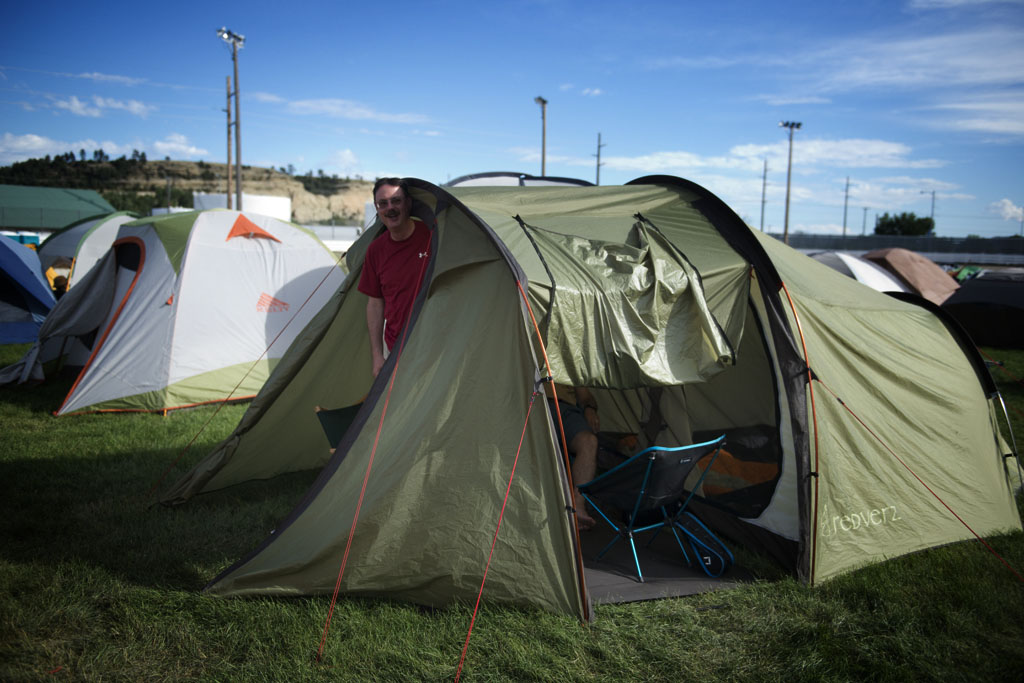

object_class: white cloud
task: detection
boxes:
[732,138,946,169]
[751,94,831,106]
[600,150,756,173]
[50,94,156,118]
[288,98,427,124]
[77,71,146,86]
[907,0,1017,9]
[581,88,604,96]
[0,132,67,164]
[0,132,140,165]
[250,91,285,103]
[92,96,156,118]
[645,55,753,70]
[152,133,208,159]
[325,149,359,174]
[509,146,594,167]
[989,198,1024,221]
[53,95,101,117]
[815,29,1024,92]
[927,92,1024,136]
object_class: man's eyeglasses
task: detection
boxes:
[375,196,406,210]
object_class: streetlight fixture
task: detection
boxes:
[218,26,245,211]
[534,96,548,176]
[779,121,801,244]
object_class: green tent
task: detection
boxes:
[164,177,1021,620]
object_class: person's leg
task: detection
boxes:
[548,399,598,531]
[569,430,598,530]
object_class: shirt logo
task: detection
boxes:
[257,293,290,312]
[419,251,429,259]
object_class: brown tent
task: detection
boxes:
[863,248,959,305]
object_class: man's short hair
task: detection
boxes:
[373,177,409,200]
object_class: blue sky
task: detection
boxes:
[2,0,1023,237]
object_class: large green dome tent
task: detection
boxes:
[163,177,1021,620]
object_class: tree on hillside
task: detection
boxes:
[874,211,934,236]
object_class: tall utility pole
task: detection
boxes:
[218,27,245,210]
[760,158,768,231]
[225,76,233,210]
[921,189,936,230]
[842,176,850,238]
[534,96,548,176]
[862,206,869,235]
[593,132,606,185]
[779,121,801,244]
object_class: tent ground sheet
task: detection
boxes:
[579,521,750,604]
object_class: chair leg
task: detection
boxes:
[595,534,622,561]
[668,523,692,567]
[627,533,645,583]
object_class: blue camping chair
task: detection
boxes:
[577,435,733,582]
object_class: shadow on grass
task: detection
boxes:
[0,438,320,593]
[0,371,78,415]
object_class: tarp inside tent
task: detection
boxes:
[1,210,345,415]
[0,236,55,343]
[37,211,139,288]
[163,178,1021,620]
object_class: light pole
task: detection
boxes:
[760,158,768,232]
[779,121,801,244]
[224,76,232,209]
[920,189,936,231]
[534,96,548,176]
[842,176,850,238]
[218,27,245,211]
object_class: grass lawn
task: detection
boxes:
[2,342,1023,682]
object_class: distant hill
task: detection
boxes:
[0,155,372,225]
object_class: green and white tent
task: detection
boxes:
[37,211,140,288]
[164,177,1020,620]
[2,209,345,415]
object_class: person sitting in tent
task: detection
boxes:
[358,177,432,377]
[546,383,599,531]
[52,275,67,300]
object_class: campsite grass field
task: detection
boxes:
[2,342,1023,682]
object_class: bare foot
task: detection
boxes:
[576,510,596,531]
[574,493,595,531]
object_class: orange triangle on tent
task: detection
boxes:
[226,214,281,242]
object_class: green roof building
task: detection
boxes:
[0,184,115,232]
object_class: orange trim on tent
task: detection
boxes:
[56,237,147,415]
[59,393,259,417]
[226,214,281,242]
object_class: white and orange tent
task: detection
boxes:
[0,209,345,415]
[37,211,140,289]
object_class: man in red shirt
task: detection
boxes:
[358,178,431,376]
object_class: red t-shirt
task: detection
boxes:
[358,220,432,350]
